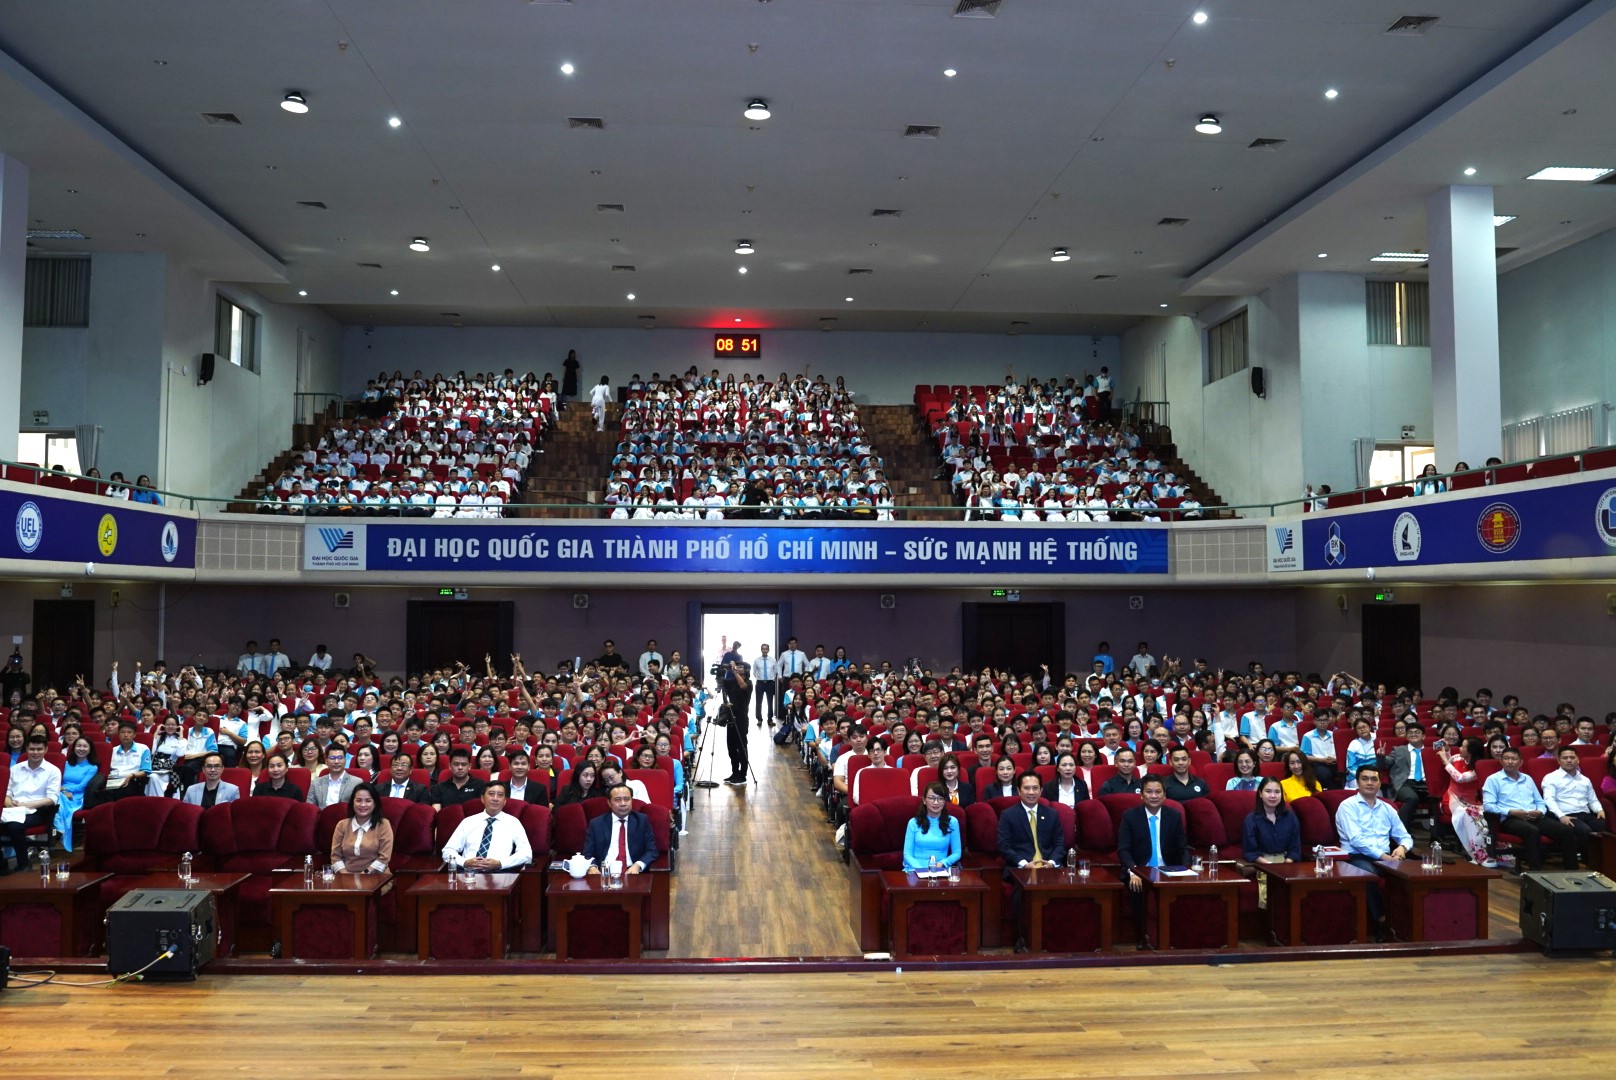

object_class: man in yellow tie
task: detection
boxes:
[997,771,1062,869]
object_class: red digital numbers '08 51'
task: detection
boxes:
[714,334,762,358]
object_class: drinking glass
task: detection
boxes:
[1077,859,1091,880]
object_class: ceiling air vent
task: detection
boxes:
[1385,15,1439,35]
[568,117,605,130]
[1595,172,1616,186]
[1248,138,1287,152]
[27,229,88,240]
[610,264,636,272]
[200,112,243,126]
[1093,274,1118,281]
[439,312,462,318]
[356,262,383,269]
[871,209,903,217]
[1157,217,1189,227]
[847,268,875,275]
[954,0,1005,17]
[636,314,656,321]
[1010,320,1031,327]
[1496,247,1518,259]
[296,201,328,210]
[903,125,941,139]
[596,203,624,213]
[819,316,838,323]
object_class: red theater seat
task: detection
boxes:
[200,798,320,952]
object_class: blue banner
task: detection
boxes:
[304,522,1170,575]
[1,487,195,569]
[1303,476,1616,570]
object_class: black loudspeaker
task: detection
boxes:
[198,353,216,385]
[1250,366,1265,398]
[1518,871,1616,952]
[105,889,217,980]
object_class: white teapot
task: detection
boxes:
[564,852,591,879]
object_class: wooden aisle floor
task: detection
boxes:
[665,712,859,957]
[5,954,1615,1079]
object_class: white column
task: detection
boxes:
[1426,184,1502,468]
[0,154,27,462]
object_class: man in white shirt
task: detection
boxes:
[1541,747,1607,866]
[637,639,664,679]
[262,639,291,676]
[777,636,809,689]
[307,645,334,671]
[4,736,62,873]
[236,640,263,677]
[751,643,777,728]
[441,783,533,870]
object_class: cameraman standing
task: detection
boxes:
[718,642,751,786]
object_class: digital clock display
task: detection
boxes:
[713,333,762,359]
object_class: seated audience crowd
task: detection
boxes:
[917,376,1205,521]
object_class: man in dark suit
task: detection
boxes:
[505,751,547,805]
[380,751,431,804]
[1387,722,1431,832]
[582,783,660,874]
[1117,775,1189,949]
[996,771,1064,869]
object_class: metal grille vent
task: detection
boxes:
[568,117,605,130]
[1385,16,1439,35]
[903,125,941,139]
[1248,138,1287,152]
[954,0,1005,17]
[201,112,242,126]
[596,203,624,213]
[297,201,328,210]
[1157,217,1189,227]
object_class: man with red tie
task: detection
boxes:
[583,783,660,875]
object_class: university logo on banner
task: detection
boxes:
[1476,502,1521,555]
[303,523,366,570]
[1267,522,1300,572]
[1392,512,1422,562]
[1595,488,1616,549]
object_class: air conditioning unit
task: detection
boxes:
[333,592,350,609]
[573,593,590,610]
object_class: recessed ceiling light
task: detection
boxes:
[1324,88,1339,100]
[1317,252,1329,258]
[560,62,575,75]
[626,293,636,300]
[743,99,771,121]
[280,92,309,114]
[297,290,307,297]
[738,266,748,274]
[1493,215,1516,226]
[490,264,501,272]
[152,59,168,66]
[1192,10,1208,24]
[944,68,957,77]
[388,116,402,128]
[408,237,430,252]
[390,289,399,296]
[735,318,743,323]
[1370,252,1430,262]
[1050,247,1071,262]
[1160,303,1169,308]
[1463,166,1477,176]
[845,297,854,302]
[735,240,754,255]
[1195,115,1222,135]
[1526,166,1614,182]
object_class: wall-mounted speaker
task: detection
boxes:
[879,594,896,610]
[1250,366,1266,399]
[333,592,350,609]
[1606,592,1616,616]
[573,593,590,610]
[1337,593,1348,612]
[198,353,216,386]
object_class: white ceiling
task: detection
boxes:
[0,0,1607,335]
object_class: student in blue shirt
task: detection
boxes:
[1481,746,1574,871]
[902,783,962,872]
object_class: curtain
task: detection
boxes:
[74,424,100,472]
[1353,438,1376,489]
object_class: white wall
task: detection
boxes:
[340,326,1120,405]
[20,251,166,479]
[161,268,343,504]
[1497,226,1616,436]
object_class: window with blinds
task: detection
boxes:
[1366,280,1429,346]
[1205,309,1248,385]
[23,257,91,327]
[215,295,260,373]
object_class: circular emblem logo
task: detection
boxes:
[1595,488,1616,548]
[14,501,43,554]
[1392,511,1422,562]
[97,513,119,557]
[160,521,180,564]
[1476,502,1522,554]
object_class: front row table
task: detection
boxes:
[881,870,989,959]
[0,872,111,957]
[1011,866,1124,952]
[408,873,521,960]
[1253,860,1374,946]
[125,872,251,956]
[1138,866,1243,950]
[269,870,391,959]
[546,871,652,960]
[1373,859,1500,942]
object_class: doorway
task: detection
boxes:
[405,600,514,674]
[961,602,1065,677]
[1361,603,1420,689]
[33,599,95,693]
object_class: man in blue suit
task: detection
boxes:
[997,771,1063,869]
[583,783,660,875]
[181,753,241,807]
[1117,775,1188,949]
